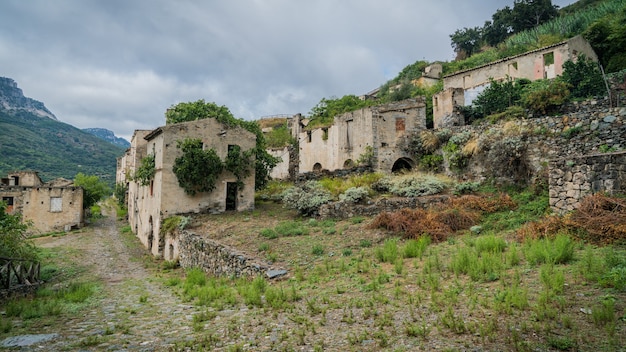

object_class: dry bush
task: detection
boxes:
[462,138,479,157]
[565,194,626,244]
[515,194,626,244]
[368,194,508,242]
[420,131,440,153]
[515,215,569,241]
[446,193,517,213]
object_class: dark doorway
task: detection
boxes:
[392,158,414,173]
[226,182,237,211]
[148,216,154,251]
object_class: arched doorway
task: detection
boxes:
[343,159,355,169]
[392,158,414,173]
[313,163,322,172]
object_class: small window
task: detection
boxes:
[150,180,154,196]
[50,197,62,212]
[307,131,312,143]
[395,117,406,132]
[543,52,554,66]
[2,196,14,205]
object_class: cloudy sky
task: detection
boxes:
[1,0,575,141]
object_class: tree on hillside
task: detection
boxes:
[483,7,514,47]
[509,0,559,33]
[450,27,483,58]
[74,173,111,209]
[165,100,278,190]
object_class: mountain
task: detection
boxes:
[0,77,57,120]
[83,128,130,148]
[0,77,125,185]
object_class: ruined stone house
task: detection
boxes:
[117,118,256,260]
[296,98,427,174]
[0,171,84,233]
[433,35,598,128]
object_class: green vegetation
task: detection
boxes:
[172,138,224,195]
[0,201,37,260]
[133,154,155,186]
[445,0,626,74]
[74,173,111,209]
[0,110,124,186]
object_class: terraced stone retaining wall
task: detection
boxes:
[178,231,287,279]
[549,151,626,214]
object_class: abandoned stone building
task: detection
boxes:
[433,35,598,128]
[0,171,84,233]
[293,98,427,174]
[118,118,256,259]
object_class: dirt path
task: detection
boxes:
[30,211,197,351]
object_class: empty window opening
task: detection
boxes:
[50,197,62,212]
[226,182,238,211]
[2,196,14,212]
[395,117,406,132]
[307,131,312,143]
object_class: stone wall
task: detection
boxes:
[549,151,626,214]
[178,231,287,279]
[319,195,448,219]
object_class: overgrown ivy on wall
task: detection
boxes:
[134,154,155,186]
[172,138,254,196]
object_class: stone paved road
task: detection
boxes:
[13,212,198,351]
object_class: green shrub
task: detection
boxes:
[312,244,325,256]
[561,126,582,139]
[522,79,570,115]
[453,182,480,195]
[561,55,605,98]
[275,221,309,237]
[419,154,443,171]
[339,186,370,203]
[281,181,332,216]
[387,174,449,197]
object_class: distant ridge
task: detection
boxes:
[0,77,124,185]
[83,127,130,148]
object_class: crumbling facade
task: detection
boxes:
[118,119,256,259]
[433,35,598,128]
[0,171,84,233]
[297,98,427,174]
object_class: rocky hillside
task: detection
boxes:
[0,77,56,120]
[0,77,125,185]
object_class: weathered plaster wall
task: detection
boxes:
[268,147,290,180]
[434,36,598,127]
[549,151,626,214]
[2,186,84,233]
[128,119,256,257]
[298,98,426,174]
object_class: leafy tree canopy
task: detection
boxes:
[165,100,236,126]
[74,173,111,209]
[307,95,375,129]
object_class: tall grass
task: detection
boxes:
[523,234,575,265]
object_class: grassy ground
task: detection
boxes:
[1,190,625,351]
